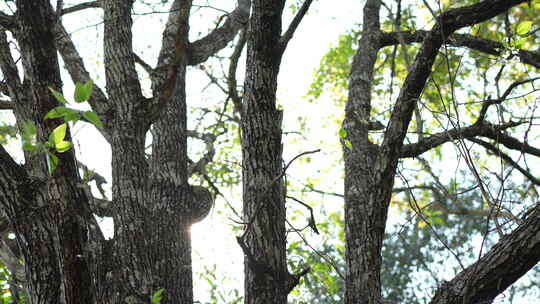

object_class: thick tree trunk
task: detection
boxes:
[3,1,97,303]
[342,1,383,303]
[0,0,246,302]
[240,1,289,303]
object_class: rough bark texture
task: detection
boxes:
[0,1,99,304]
[240,1,289,303]
[344,0,529,303]
[0,0,247,303]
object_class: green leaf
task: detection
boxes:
[82,111,103,128]
[49,87,69,104]
[22,120,37,137]
[514,37,528,49]
[151,288,165,304]
[22,142,37,151]
[74,80,93,103]
[47,153,59,174]
[338,128,347,139]
[64,111,81,122]
[344,139,353,150]
[55,140,73,153]
[49,123,67,145]
[21,121,38,145]
[44,106,72,119]
[516,21,533,36]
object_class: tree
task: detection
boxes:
[338,0,540,303]
[3,0,540,303]
[0,0,248,303]
[238,0,312,303]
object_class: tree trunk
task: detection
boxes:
[240,1,289,303]
[342,1,384,303]
[6,1,96,303]
[343,0,529,303]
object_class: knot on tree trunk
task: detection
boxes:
[186,185,213,224]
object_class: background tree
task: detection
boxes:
[337,0,540,303]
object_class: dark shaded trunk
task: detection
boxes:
[240,0,289,303]
[6,1,96,303]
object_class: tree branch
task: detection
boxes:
[188,0,250,65]
[103,0,144,111]
[186,130,217,176]
[0,98,13,110]
[379,30,540,69]
[399,121,523,158]
[429,202,540,303]
[468,138,540,186]
[61,1,101,15]
[482,129,540,158]
[228,27,246,116]
[54,23,111,141]
[278,0,314,54]
[381,0,527,178]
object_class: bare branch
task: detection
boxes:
[482,130,540,158]
[477,78,540,122]
[61,1,101,15]
[133,52,154,76]
[278,0,314,53]
[469,138,540,186]
[429,202,540,304]
[228,27,246,116]
[381,1,527,176]
[103,1,144,109]
[399,121,523,158]
[186,130,217,176]
[188,0,250,65]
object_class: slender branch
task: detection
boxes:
[61,1,101,15]
[228,27,246,116]
[133,52,154,76]
[186,131,217,176]
[286,195,319,234]
[379,30,540,69]
[399,121,523,158]
[482,130,540,158]
[477,77,540,122]
[54,23,111,141]
[278,0,314,53]
[469,138,540,186]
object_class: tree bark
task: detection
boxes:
[239,1,296,303]
[343,0,529,303]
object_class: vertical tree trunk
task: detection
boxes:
[240,0,289,303]
[342,1,383,303]
[8,1,96,303]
